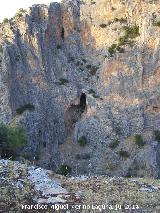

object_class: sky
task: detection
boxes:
[0,0,61,22]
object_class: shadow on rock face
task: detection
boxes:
[80,93,86,113]
[64,93,87,134]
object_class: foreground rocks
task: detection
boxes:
[0,160,160,212]
[0,159,70,212]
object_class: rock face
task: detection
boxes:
[0,159,70,212]
[0,0,160,177]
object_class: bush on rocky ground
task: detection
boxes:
[3,18,9,23]
[58,78,69,85]
[78,136,87,147]
[0,123,28,159]
[153,21,160,27]
[122,25,140,39]
[99,24,107,28]
[115,126,121,135]
[58,164,72,176]
[154,130,160,142]
[119,150,130,159]
[109,139,120,149]
[135,134,145,147]
[108,25,140,56]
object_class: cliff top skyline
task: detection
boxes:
[0,0,61,22]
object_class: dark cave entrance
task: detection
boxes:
[64,93,87,134]
[61,27,65,39]
[80,93,86,113]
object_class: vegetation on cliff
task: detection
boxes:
[0,123,28,159]
[154,130,160,142]
[108,25,140,56]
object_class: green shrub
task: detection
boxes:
[86,64,98,75]
[90,66,98,75]
[118,36,128,46]
[86,64,92,69]
[58,164,72,176]
[15,11,23,18]
[116,46,124,53]
[16,104,35,115]
[110,44,117,49]
[82,58,87,63]
[108,44,117,56]
[76,28,81,33]
[3,18,9,23]
[134,134,145,147]
[106,162,117,171]
[17,13,23,18]
[109,140,120,149]
[114,18,127,23]
[78,136,87,147]
[119,18,127,23]
[91,1,96,5]
[57,45,62,49]
[88,89,96,95]
[154,130,160,142]
[111,7,116,11]
[122,25,140,39]
[107,25,139,56]
[0,123,28,159]
[115,126,121,135]
[119,150,130,159]
[153,21,160,27]
[99,24,107,28]
[109,41,126,55]
[58,78,69,85]
[88,89,99,98]
[108,47,115,55]
[19,8,26,13]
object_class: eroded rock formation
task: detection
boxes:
[0,0,160,177]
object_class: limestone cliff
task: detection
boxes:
[0,0,160,177]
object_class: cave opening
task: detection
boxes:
[80,93,86,113]
[61,27,65,39]
[64,93,87,135]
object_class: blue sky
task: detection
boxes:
[0,0,61,22]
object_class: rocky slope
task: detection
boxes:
[0,160,160,213]
[0,0,160,177]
